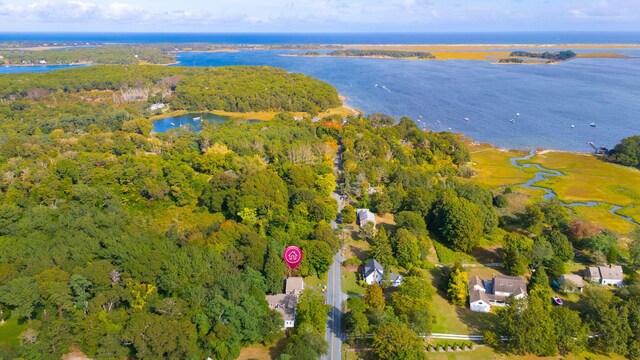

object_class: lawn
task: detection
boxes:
[423,267,498,335]
[425,346,627,360]
[304,273,327,290]
[433,240,475,265]
[0,317,26,347]
[236,336,288,360]
[521,151,640,208]
[342,268,366,296]
[346,238,370,262]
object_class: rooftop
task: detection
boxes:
[265,293,298,321]
[285,277,305,295]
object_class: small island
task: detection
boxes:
[297,49,436,59]
[497,50,577,64]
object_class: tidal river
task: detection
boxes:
[510,151,639,225]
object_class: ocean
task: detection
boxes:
[1,32,639,151]
[1,32,640,44]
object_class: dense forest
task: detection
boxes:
[498,58,524,63]
[509,50,577,61]
[609,135,640,168]
[0,47,174,65]
[0,65,344,359]
[0,65,340,134]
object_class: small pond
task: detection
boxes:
[153,112,259,132]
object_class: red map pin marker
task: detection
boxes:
[283,246,303,270]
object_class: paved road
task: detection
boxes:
[323,253,343,360]
[323,140,345,360]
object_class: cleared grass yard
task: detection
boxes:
[422,267,498,335]
[426,347,627,360]
[342,269,366,296]
[0,317,26,347]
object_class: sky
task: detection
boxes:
[0,0,639,32]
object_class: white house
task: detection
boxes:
[363,259,384,285]
[149,103,166,111]
[389,272,404,287]
[357,209,376,227]
[469,289,492,313]
[586,264,624,286]
[468,275,528,313]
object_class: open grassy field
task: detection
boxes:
[468,143,640,231]
[618,205,640,223]
[521,151,640,208]
[236,337,288,360]
[572,204,638,235]
[0,317,26,347]
[342,269,366,296]
[431,51,510,60]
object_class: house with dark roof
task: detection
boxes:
[363,259,384,285]
[468,275,527,313]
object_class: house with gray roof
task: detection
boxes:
[265,277,305,329]
[559,274,584,292]
[389,271,404,287]
[468,274,527,313]
[356,209,376,227]
[586,264,624,286]
[363,259,384,285]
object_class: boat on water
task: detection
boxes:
[516,112,520,116]
[571,124,575,128]
[193,116,202,121]
[590,123,596,127]
[464,117,469,121]
[170,122,175,125]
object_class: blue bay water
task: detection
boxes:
[0,64,85,74]
[1,31,639,152]
[1,32,640,44]
[172,50,640,152]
